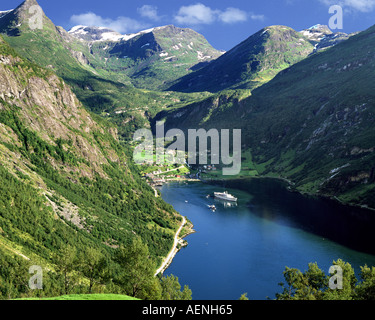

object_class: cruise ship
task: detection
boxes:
[214,191,237,202]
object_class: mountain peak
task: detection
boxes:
[68,25,123,42]
[16,0,41,11]
[68,24,179,42]
[0,0,52,35]
[299,24,351,52]
[68,24,204,43]
[23,0,39,4]
[257,25,302,40]
[308,24,332,31]
[300,24,333,41]
[168,25,314,93]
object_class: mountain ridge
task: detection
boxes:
[76,24,224,90]
[156,23,375,209]
[0,0,222,91]
[300,24,356,52]
[0,1,188,299]
[68,25,167,42]
[168,25,316,93]
[0,0,213,139]
[0,31,184,298]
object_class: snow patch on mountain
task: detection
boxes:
[197,51,211,60]
[0,9,13,19]
[68,25,173,43]
[299,24,353,52]
[100,32,124,42]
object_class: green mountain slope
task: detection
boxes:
[157,24,375,209]
[69,25,223,91]
[0,34,182,298]
[0,0,209,140]
[168,25,315,93]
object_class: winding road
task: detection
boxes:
[154,216,187,276]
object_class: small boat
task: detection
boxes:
[207,205,216,211]
[214,191,237,202]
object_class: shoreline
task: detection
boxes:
[202,175,375,213]
[154,175,375,276]
[154,216,195,276]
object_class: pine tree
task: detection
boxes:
[115,237,156,298]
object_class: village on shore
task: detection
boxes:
[141,163,219,187]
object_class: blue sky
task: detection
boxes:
[2,0,375,50]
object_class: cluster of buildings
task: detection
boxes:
[202,165,217,172]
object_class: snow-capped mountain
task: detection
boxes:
[169,25,315,93]
[300,24,333,41]
[300,24,354,52]
[0,9,13,19]
[68,25,123,42]
[68,25,159,42]
[68,24,223,90]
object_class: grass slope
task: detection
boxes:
[86,25,223,91]
[0,34,182,299]
[168,25,314,93]
[0,1,210,141]
[158,24,375,209]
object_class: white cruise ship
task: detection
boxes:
[214,191,237,202]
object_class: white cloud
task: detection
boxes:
[70,12,148,34]
[319,0,375,12]
[174,3,218,25]
[137,5,161,21]
[174,3,263,25]
[218,8,248,24]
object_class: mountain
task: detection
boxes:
[157,23,375,209]
[300,24,355,52]
[0,0,104,81]
[68,25,125,42]
[69,25,156,42]
[68,24,224,90]
[300,24,335,42]
[0,0,209,140]
[0,10,12,19]
[168,25,315,93]
[0,33,184,298]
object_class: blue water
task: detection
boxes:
[160,179,375,300]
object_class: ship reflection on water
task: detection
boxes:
[214,198,238,208]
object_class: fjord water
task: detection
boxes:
[161,179,375,300]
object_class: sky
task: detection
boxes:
[1,0,375,50]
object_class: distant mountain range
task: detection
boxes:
[157,23,375,209]
[168,24,354,93]
[0,1,351,93]
[0,2,222,91]
[68,24,223,90]
[2,0,373,209]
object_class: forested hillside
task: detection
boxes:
[0,33,189,299]
[157,23,375,209]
